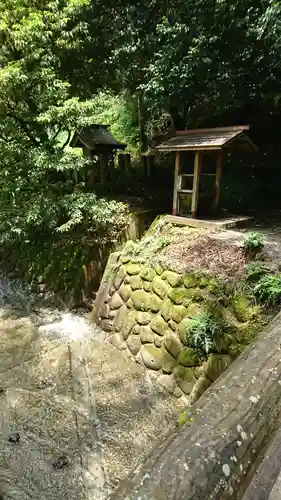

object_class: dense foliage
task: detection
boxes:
[1,0,281,298]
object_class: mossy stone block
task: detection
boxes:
[136,311,152,325]
[154,263,164,276]
[143,281,152,292]
[149,293,162,313]
[120,255,131,264]
[122,311,137,340]
[127,335,141,355]
[152,276,170,299]
[154,335,164,348]
[110,292,124,310]
[168,287,191,305]
[186,302,203,318]
[178,347,199,367]
[140,326,154,344]
[164,333,182,359]
[160,297,173,322]
[171,304,187,324]
[178,317,194,343]
[140,267,156,282]
[162,349,177,374]
[119,284,131,303]
[157,374,175,394]
[232,296,260,322]
[131,290,150,311]
[130,275,143,291]
[162,270,182,287]
[168,320,177,331]
[184,287,205,302]
[183,275,198,289]
[113,304,128,332]
[150,315,168,336]
[140,345,163,371]
[113,265,127,290]
[173,366,196,395]
[203,354,232,382]
[126,263,141,275]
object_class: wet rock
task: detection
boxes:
[8,432,20,444]
[140,345,162,371]
[127,335,141,355]
[53,455,70,470]
[164,333,182,359]
[152,276,170,299]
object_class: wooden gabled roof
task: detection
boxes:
[70,125,126,151]
[153,126,257,152]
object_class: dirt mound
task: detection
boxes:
[160,234,246,283]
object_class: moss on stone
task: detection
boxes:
[140,267,156,282]
[152,276,170,299]
[136,311,152,325]
[140,344,163,370]
[140,326,154,344]
[232,296,260,322]
[154,263,164,276]
[186,302,203,318]
[168,287,191,305]
[178,317,194,343]
[183,275,198,289]
[160,297,173,322]
[162,349,177,374]
[164,333,182,359]
[126,263,141,275]
[130,275,143,291]
[119,284,131,303]
[120,255,131,264]
[178,347,200,367]
[131,290,149,311]
[203,354,232,382]
[171,304,187,324]
[143,281,152,292]
[162,270,182,287]
[173,365,196,395]
[113,265,127,290]
[150,315,168,336]
[149,293,163,313]
[178,410,194,427]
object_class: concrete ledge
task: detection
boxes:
[164,214,253,230]
[110,312,281,500]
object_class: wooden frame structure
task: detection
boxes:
[154,125,258,217]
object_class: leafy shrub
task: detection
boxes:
[243,232,265,253]
[254,275,281,305]
[245,261,267,280]
[186,312,223,356]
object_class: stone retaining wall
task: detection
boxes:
[94,250,242,402]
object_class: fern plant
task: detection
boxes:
[186,312,222,356]
[245,261,267,281]
[254,275,281,305]
[243,232,265,253]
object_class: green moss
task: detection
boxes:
[168,287,192,305]
[162,270,182,287]
[130,275,143,291]
[171,304,187,323]
[183,275,198,288]
[150,315,168,336]
[131,290,150,311]
[154,263,164,276]
[126,263,141,275]
[152,276,170,299]
[160,297,173,322]
[178,410,194,427]
[140,267,156,282]
[232,295,260,322]
[178,347,200,367]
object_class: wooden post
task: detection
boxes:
[214,151,223,208]
[172,152,181,215]
[191,151,201,217]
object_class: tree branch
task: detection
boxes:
[61,130,71,150]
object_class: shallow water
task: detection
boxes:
[0,273,184,500]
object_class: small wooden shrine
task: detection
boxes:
[153,125,257,217]
[70,124,126,185]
